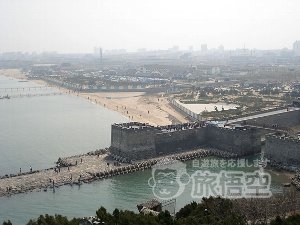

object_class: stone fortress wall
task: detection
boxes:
[154,128,200,155]
[244,109,300,128]
[205,126,261,156]
[110,123,156,159]
[265,134,300,166]
[238,108,300,167]
[111,109,300,164]
[110,122,261,160]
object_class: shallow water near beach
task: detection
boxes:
[0,75,290,224]
[0,75,129,175]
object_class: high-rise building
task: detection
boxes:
[93,46,103,64]
[218,45,224,52]
[100,48,103,65]
[201,44,208,52]
[293,41,300,56]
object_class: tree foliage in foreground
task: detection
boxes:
[2,221,12,225]
[270,214,300,225]
[2,197,300,225]
[176,197,246,225]
[25,214,80,225]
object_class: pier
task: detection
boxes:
[0,148,237,198]
[0,86,50,91]
[1,92,63,99]
[0,85,63,99]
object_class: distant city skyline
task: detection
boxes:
[1,0,300,53]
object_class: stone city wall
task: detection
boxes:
[265,134,300,166]
[110,123,156,160]
[110,122,262,160]
[154,128,202,155]
[205,126,261,156]
[245,109,300,128]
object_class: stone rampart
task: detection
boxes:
[154,128,202,155]
[110,123,156,160]
[265,134,300,166]
[205,126,261,155]
[245,109,300,128]
[110,122,262,160]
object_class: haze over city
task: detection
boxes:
[1,0,300,53]
[2,0,300,224]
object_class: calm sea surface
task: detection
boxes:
[0,75,289,224]
[0,76,129,175]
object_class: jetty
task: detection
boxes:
[0,148,237,198]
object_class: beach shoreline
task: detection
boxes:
[0,69,189,126]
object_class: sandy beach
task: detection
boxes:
[79,92,189,126]
[0,69,189,126]
[0,69,27,79]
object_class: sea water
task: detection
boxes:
[0,75,289,224]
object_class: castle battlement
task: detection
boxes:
[266,133,300,143]
[112,122,155,129]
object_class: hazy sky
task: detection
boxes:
[1,0,300,53]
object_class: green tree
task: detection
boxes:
[96,206,113,224]
[270,214,300,225]
[176,197,246,225]
[2,221,12,225]
[113,208,120,224]
[157,211,174,225]
[271,216,284,225]
[176,201,197,219]
[25,214,79,225]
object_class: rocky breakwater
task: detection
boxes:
[0,148,237,198]
[292,172,300,190]
[0,150,121,197]
[269,160,300,173]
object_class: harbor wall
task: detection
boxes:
[265,134,300,166]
